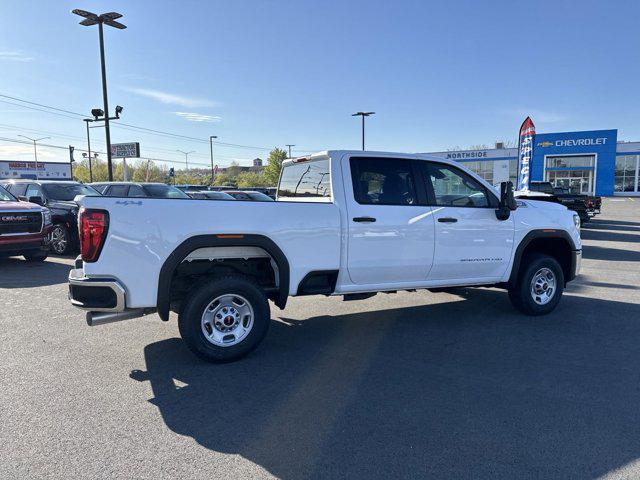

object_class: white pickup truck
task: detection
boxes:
[68,151,581,362]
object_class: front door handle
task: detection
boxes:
[353,216,376,223]
[437,217,458,223]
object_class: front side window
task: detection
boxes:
[277,159,331,202]
[25,184,43,199]
[350,157,417,206]
[424,163,490,207]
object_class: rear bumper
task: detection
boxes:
[568,249,582,282]
[68,268,126,312]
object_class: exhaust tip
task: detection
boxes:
[86,309,145,326]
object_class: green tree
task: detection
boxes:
[236,171,268,188]
[263,147,287,186]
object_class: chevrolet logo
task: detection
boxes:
[537,141,554,147]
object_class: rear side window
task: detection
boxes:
[277,159,331,202]
[106,185,129,197]
[128,185,146,197]
[350,157,417,206]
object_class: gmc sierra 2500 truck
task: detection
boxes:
[68,151,582,362]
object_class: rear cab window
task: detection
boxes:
[350,157,417,206]
[277,158,331,202]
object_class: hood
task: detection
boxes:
[0,200,43,211]
[519,199,568,212]
[48,200,78,210]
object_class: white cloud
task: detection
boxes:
[0,51,34,62]
[123,87,217,108]
[0,144,58,160]
[173,112,221,123]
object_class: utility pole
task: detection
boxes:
[351,111,375,150]
[17,135,50,180]
[209,136,217,185]
[72,9,127,181]
[286,144,295,159]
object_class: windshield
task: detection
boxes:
[143,184,190,198]
[42,183,100,201]
[0,186,17,201]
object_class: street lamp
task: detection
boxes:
[351,111,375,150]
[72,8,127,181]
[209,136,217,185]
[17,135,50,179]
[177,150,195,170]
[286,144,295,159]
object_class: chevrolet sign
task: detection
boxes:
[538,137,608,148]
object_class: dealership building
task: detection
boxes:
[426,129,640,196]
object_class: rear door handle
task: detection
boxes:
[353,216,376,223]
[437,217,458,223]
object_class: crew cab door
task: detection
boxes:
[420,161,514,281]
[344,156,435,285]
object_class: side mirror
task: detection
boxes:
[495,181,517,220]
[27,196,44,206]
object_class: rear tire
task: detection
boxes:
[23,251,48,262]
[178,276,271,362]
[508,253,564,316]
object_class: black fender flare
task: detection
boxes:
[157,234,290,321]
[508,229,579,286]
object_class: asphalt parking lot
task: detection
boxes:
[1,198,639,479]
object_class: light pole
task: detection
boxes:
[18,135,50,179]
[177,150,195,170]
[286,144,295,159]
[351,111,375,150]
[72,9,126,181]
[82,152,98,182]
[209,136,217,185]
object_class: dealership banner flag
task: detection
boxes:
[517,116,535,191]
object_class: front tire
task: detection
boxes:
[23,251,48,262]
[50,224,71,255]
[508,254,564,315]
[178,276,271,362]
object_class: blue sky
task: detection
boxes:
[1,0,639,168]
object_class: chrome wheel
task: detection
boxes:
[50,225,68,254]
[201,294,254,347]
[530,268,556,305]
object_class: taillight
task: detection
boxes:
[79,208,109,262]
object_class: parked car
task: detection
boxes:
[0,180,100,255]
[186,190,235,200]
[225,190,274,201]
[175,184,209,192]
[0,185,53,261]
[91,182,190,199]
[68,150,581,363]
[526,181,592,224]
[209,185,236,192]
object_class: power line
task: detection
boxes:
[0,92,312,152]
